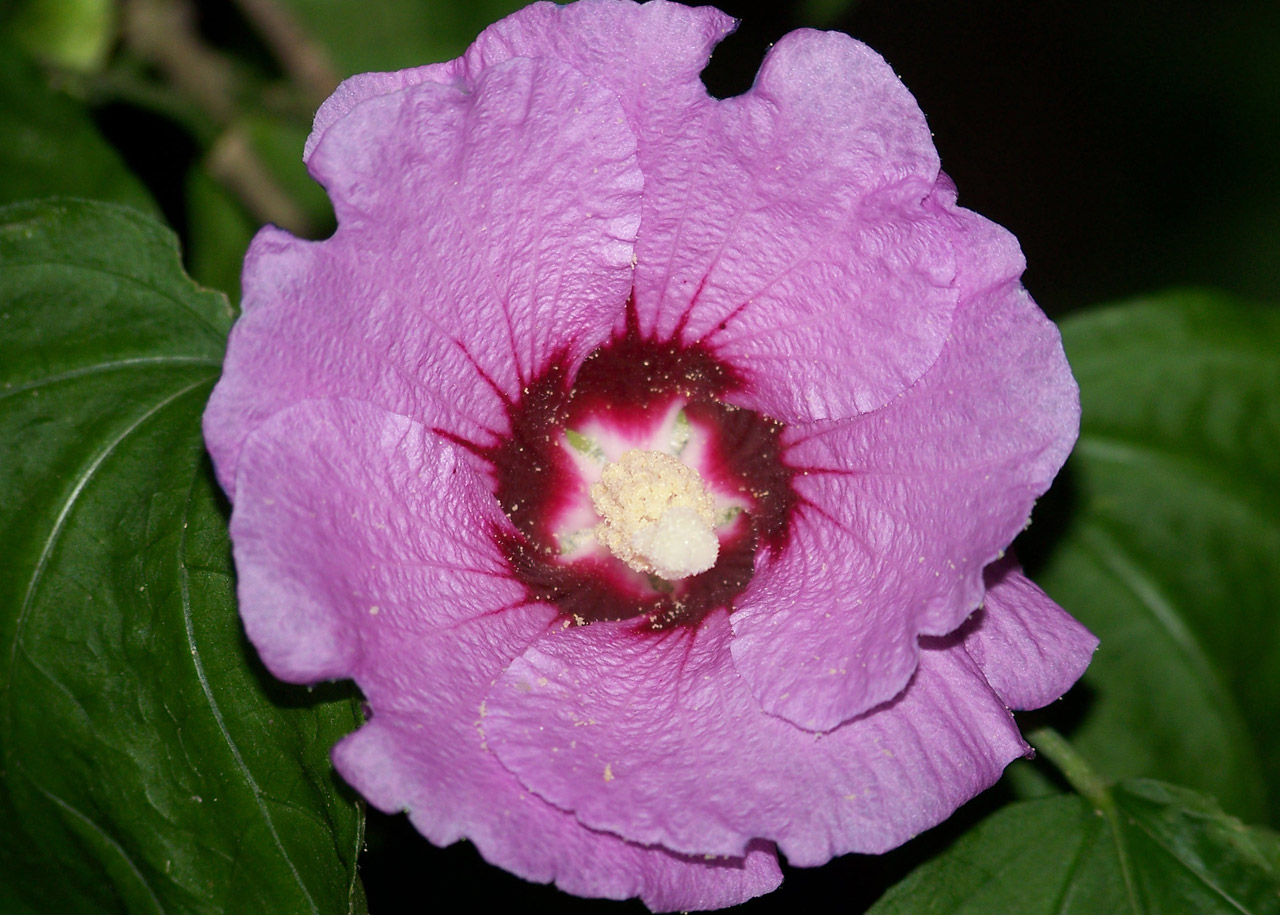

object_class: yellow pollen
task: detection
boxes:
[590,449,719,581]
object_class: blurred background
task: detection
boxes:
[4,0,1277,318]
[3,0,1277,911]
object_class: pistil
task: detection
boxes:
[590,450,719,581]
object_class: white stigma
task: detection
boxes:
[590,450,719,581]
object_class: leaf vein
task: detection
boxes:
[176,462,321,915]
[3,376,217,751]
[0,356,222,402]
[1052,804,1096,915]
[1127,814,1253,914]
[26,768,167,914]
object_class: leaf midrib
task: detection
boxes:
[0,356,223,402]
[2,374,217,749]
[1074,521,1265,793]
[176,460,322,915]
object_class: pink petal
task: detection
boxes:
[463,0,737,100]
[934,175,1028,293]
[730,274,1080,731]
[439,3,958,421]
[484,612,1027,866]
[631,30,955,422]
[305,0,734,165]
[231,397,779,909]
[963,556,1099,710]
[337,606,780,913]
[204,53,642,492]
[227,398,528,682]
[304,62,460,161]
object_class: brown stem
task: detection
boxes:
[121,0,315,235]
[232,0,340,106]
[123,0,238,122]
[207,126,310,234]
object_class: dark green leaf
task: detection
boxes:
[7,0,114,71]
[1025,291,1280,823]
[185,164,257,302]
[0,44,157,213]
[0,199,365,913]
[869,779,1280,915]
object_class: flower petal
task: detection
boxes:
[204,52,642,492]
[231,397,780,909]
[227,398,527,682]
[464,0,736,85]
[484,612,1027,865]
[633,29,956,422]
[730,273,1080,731]
[441,2,957,421]
[304,0,734,177]
[304,62,460,161]
[337,620,782,913]
[337,713,781,912]
[963,556,1099,710]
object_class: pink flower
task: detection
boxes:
[203,1,1097,909]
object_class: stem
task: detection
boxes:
[232,0,339,107]
[121,0,315,235]
[123,0,238,122]
[1027,728,1141,910]
[1027,726,1112,812]
[206,126,310,234]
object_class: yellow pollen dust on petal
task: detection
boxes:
[589,449,718,581]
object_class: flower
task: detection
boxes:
[202,0,1098,909]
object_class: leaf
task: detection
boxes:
[0,44,157,213]
[7,0,115,71]
[0,199,365,913]
[185,164,257,302]
[1024,291,1280,823]
[867,778,1280,915]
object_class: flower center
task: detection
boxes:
[591,449,719,581]
[478,304,797,631]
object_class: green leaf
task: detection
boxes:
[1025,291,1280,824]
[185,164,256,302]
[0,44,157,214]
[7,0,115,71]
[868,779,1280,915]
[279,0,539,75]
[0,199,365,913]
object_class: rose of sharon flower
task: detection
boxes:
[203,0,1097,909]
